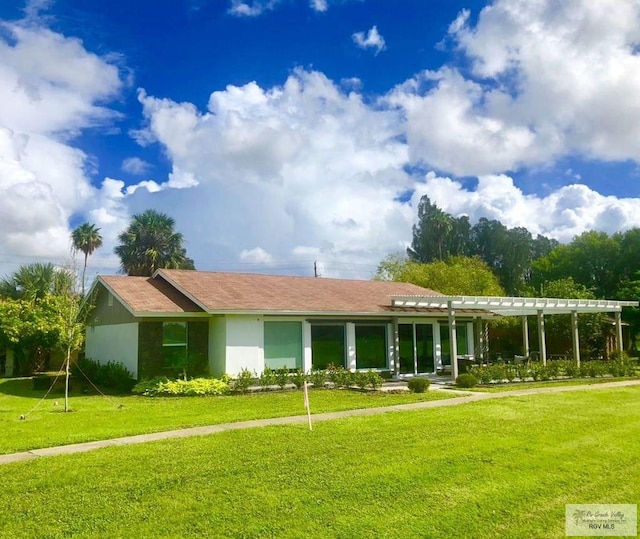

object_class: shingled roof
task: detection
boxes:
[97,270,443,315]
[100,275,203,314]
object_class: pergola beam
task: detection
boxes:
[391,295,637,316]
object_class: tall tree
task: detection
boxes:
[0,263,75,302]
[531,231,620,298]
[71,222,103,295]
[115,209,195,276]
[408,195,470,263]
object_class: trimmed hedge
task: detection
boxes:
[469,357,637,385]
[455,373,478,388]
[407,377,430,393]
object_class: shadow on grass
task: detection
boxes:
[0,376,104,399]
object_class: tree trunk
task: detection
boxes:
[64,346,71,412]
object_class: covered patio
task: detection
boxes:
[390,295,639,379]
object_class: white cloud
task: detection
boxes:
[121,157,152,175]
[228,0,281,17]
[135,69,413,277]
[240,247,274,265]
[0,14,124,277]
[310,0,328,12]
[388,0,640,176]
[352,25,386,54]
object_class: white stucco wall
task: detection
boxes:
[85,323,139,378]
[225,315,264,376]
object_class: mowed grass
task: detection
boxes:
[463,376,639,392]
[0,386,638,539]
[0,377,456,454]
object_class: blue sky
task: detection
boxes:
[1,0,640,280]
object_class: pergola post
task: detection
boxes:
[571,310,580,366]
[475,316,484,361]
[392,317,400,376]
[537,309,547,365]
[448,301,458,379]
[615,311,624,354]
[521,316,530,357]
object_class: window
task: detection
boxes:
[163,322,187,369]
[355,324,387,370]
[264,322,303,370]
[311,325,345,370]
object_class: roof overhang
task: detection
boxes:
[391,295,639,316]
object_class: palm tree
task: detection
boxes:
[114,209,195,276]
[71,223,103,295]
[0,263,75,302]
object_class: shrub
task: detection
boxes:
[455,373,478,388]
[328,366,352,388]
[514,363,529,382]
[504,365,516,383]
[133,377,230,397]
[547,361,561,379]
[132,377,169,396]
[326,364,341,386]
[233,368,254,394]
[72,357,135,393]
[470,365,492,385]
[489,363,507,383]
[259,367,276,391]
[586,361,606,378]
[565,361,580,378]
[274,367,290,389]
[71,356,100,383]
[539,365,550,381]
[290,368,307,389]
[354,370,370,389]
[529,362,542,381]
[309,369,327,388]
[367,370,384,389]
[407,377,430,393]
[95,361,136,392]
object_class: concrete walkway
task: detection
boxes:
[1,379,639,466]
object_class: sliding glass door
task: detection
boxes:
[398,323,435,374]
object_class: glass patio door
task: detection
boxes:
[415,324,434,373]
[398,323,435,374]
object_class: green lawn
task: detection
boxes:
[0,377,456,454]
[461,376,639,392]
[0,386,638,538]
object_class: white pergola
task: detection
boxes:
[391,295,639,379]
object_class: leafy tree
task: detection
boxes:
[0,296,63,375]
[72,222,103,295]
[407,197,557,295]
[115,209,195,276]
[532,231,620,298]
[408,196,466,262]
[0,263,75,302]
[375,254,505,296]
